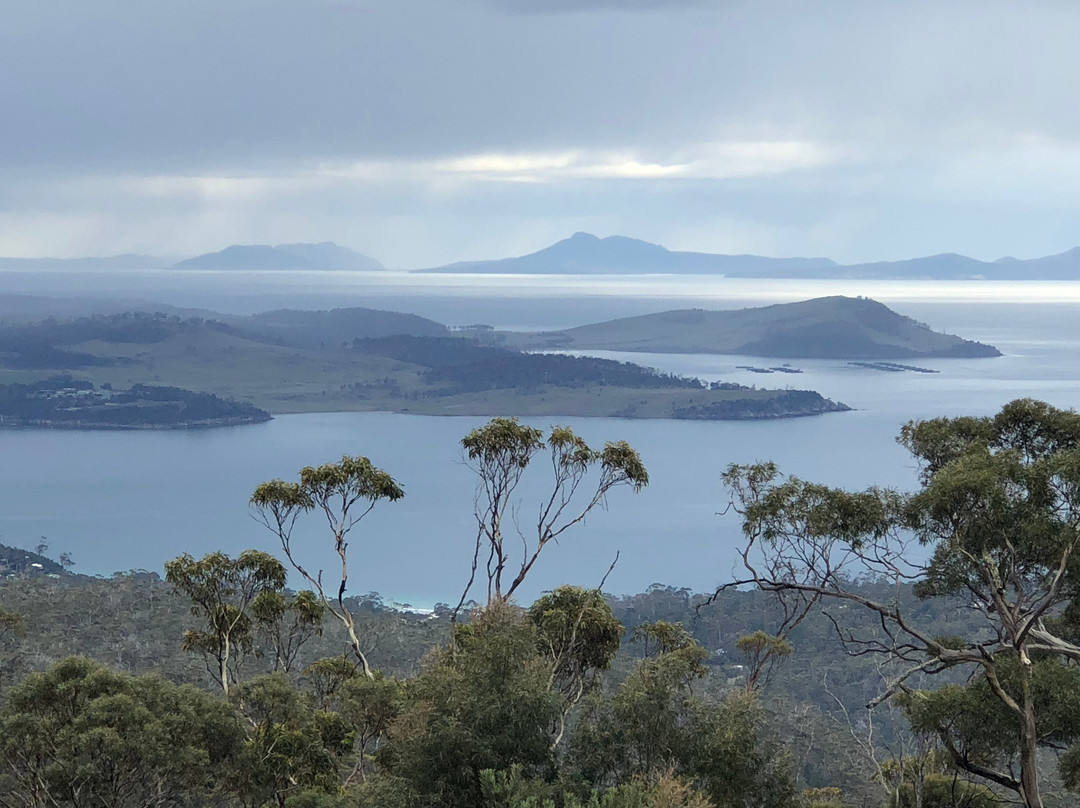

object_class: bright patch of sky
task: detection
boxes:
[0,0,1077,267]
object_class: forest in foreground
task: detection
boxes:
[2,401,1080,808]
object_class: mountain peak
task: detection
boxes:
[171,242,383,271]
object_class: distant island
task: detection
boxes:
[170,242,383,271]
[0,308,852,422]
[416,232,836,275]
[6,235,1079,279]
[493,296,1001,360]
[0,377,271,429]
[413,232,1080,280]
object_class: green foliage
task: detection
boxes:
[305,655,361,709]
[231,673,341,807]
[0,606,25,685]
[479,764,557,808]
[570,623,794,807]
[463,416,545,469]
[530,585,624,690]
[335,671,405,781]
[379,603,561,808]
[902,657,1080,771]
[888,774,996,808]
[630,620,699,658]
[459,418,647,606]
[802,786,843,807]
[165,549,290,695]
[722,400,1080,808]
[682,692,796,808]
[251,455,405,677]
[735,631,793,691]
[254,588,326,674]
[0,656,243,807]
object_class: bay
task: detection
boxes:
[0,410,909,608]
[0,271,1077,607]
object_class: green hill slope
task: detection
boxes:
[503,296,1000,359]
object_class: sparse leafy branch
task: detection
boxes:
[253,588,325,674]
[455,418,647,616]
[714,399,1080,808]
[735,630,792,692]
[251,455,405,679]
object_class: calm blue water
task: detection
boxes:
[0,272,1077,606]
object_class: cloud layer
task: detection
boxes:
[1,0,1077,265]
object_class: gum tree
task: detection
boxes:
[720,399,1080,808]
[165,549,288,697]
[456,418,648,614]
[251,455,404,678]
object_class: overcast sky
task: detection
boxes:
[1,0,1078,266]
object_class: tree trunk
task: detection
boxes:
[221,635,230,698]
[1018,656,1043,808]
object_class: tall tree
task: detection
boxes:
[165,550,289,697]
[720,399,1080,808]
[456,418,647,612]
[251,455,405,679]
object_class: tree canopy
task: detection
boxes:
[722,398,1080,808]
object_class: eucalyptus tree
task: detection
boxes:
[528,585,624,748]
[377,602,562,808]
[251,455,404,678]
[720,399,1080,808]
[569,621,796,808]
[456,418,647,614]
[254,588,325,674]
[229,673,342,808]
[165,549,289,697]
[0,657,243,808]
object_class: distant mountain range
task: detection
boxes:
[0,242,384,272]
[498,295,1001,360]
[4,234,1078,279]
[170,242,383,271]
[416,232,1080,280]
[418,232,837,275]
[734,247,1080,281]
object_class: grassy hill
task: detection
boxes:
[499,296,1001,359]
[0,309,849,421]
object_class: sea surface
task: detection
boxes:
[0,271,1077,607]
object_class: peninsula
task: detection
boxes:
[495,296,1001,360]
[0,307,852,422]
[0,377,270,429]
